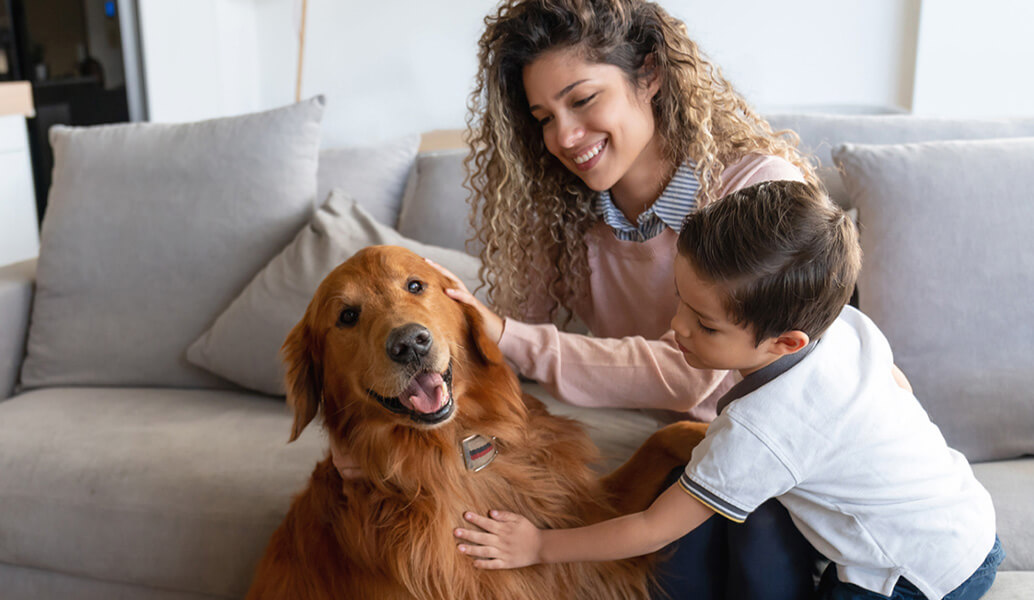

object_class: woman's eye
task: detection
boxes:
[338,308,360,327]
[407,280,424,294]
[536,115,553,127]
[573,93,598,108]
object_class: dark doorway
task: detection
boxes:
[5,0,132,223]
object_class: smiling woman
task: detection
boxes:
[433,0,823,598]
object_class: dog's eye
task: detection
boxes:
[338,307,360,327]
[407,280,424,294]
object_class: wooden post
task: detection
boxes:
[295,0,308,102]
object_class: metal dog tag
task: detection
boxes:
[461,434,498,472]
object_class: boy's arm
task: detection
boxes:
[455,483,715,569]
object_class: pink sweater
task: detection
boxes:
[497,154,806,421]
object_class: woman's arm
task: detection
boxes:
[500,321,731,417]
[455,483,715,568]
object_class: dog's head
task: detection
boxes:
[282,245,507,442]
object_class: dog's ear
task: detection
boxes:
[282,318,323,443]
[462,302,505,366]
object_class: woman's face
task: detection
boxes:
[522,47,662,193]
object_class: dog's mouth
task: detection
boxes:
[367,364,455,426]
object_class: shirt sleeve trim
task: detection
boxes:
[677,473,748,523]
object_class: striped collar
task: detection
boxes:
[593,162,700,242]
[715,341,818,416]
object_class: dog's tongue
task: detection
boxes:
[401,372,448,414]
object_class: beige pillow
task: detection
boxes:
[21,97,325,390]
[186,190,483,396]
[834,137,1034,462]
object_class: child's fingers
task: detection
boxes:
[473,558,507,570]
[488,510,522,523]
[457,543,499,559]
[454,527,495,546]
[464,511,504,532]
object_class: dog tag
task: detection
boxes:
[461,434,498,472]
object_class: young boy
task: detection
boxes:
[454,180,1003,600]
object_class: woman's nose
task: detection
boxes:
[555,114,584,149]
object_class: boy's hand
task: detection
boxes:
[455,510,543,569]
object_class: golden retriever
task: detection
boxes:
[246,245,706,600]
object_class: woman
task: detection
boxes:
[345,0,822,597]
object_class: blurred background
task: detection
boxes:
[1,0,1032,245]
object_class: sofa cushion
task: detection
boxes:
[317,134,420,227]
[20,98,325,390]
[972,458,1034,571]
[833,138,1034,462]
[186,190,484,396]
[765,113,1034,206]
[0,387,325,599]
[397,148,479,253]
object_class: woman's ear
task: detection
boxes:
[282,319,323,442]
[641,53,662,98]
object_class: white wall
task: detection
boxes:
[137,0,1032,147]
[667,1,920,113]
[265,0,920,147]
[138,0,260,123]
[912,0,1034,118]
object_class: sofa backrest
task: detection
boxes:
[765,113,1034,206]
[398,114,1034,252]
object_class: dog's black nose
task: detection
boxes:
[386,323,433,364]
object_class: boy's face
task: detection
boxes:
[671,256,803,377]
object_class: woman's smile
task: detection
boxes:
[572,138,607,170]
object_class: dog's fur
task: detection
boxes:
[246,246,707,600]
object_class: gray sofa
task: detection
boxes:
[1,105,1032,599]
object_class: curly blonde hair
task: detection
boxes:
[465,0,818,324]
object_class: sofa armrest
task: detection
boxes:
[0,258,36,400]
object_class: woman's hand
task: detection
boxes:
[425,258,504,344]
[455,510,543,569]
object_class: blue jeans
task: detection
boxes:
[815,536,1005,600]
[651,468,822,599]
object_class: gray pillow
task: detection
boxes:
[186,190,483,396]
[396,149,480,253]
[833,137,1034,462]
[317,134,420,227]
[765,113,1034,207]
[20,97,325,390]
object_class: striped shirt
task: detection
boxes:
[594,162,700,241]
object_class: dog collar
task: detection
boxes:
[461,434,497,472]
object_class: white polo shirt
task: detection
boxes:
[678,306,996,599]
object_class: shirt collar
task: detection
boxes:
[594,162,700,234]
[715,341,818,416]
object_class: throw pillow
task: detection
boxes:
[317,134,420,227]
[20,97,325,390]
[833,137,1034,462]
[396,149,480,253]
[765,113,1034,207]
[186,190,484,396]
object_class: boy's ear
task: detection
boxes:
[771,331,810,356]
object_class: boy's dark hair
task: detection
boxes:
[677,180,861,345]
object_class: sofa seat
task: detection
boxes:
[972,458,1034,571]
[0,387,324,599]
